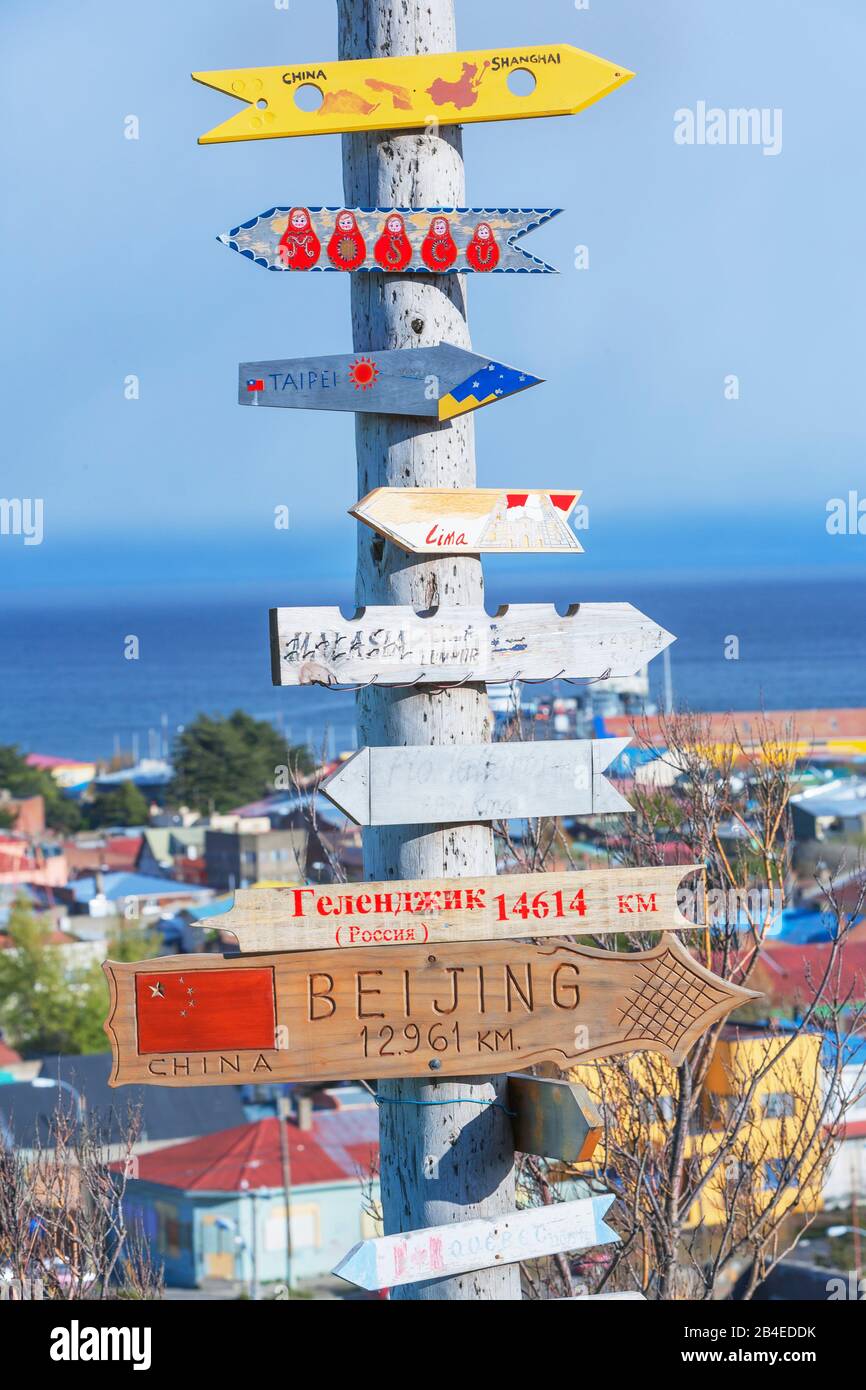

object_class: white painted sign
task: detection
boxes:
[269,603,675,687]
[333,1195,618,1290]
[320,739,632,826]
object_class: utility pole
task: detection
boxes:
[277,1092,294,1294]
[338,0,521,1300]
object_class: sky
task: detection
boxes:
[1,0,864,599]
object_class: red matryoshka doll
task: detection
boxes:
[327,210,367,270]
[466,221,500,272]
[374,213,413,271]
[421,215,458,271]
[277,207,322,270]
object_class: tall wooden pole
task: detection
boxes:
[337,0,521,1300]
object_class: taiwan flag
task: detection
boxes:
[135,968,276,1054]
[246,378,265,392]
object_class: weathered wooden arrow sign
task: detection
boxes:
[269,603,676,688]
[103,936,759,1089]
[508,1075,602,1164]
[332,1195,618,1291]
[351,487,582,553]
[219,207,560,274]
[240,346,541,422]
[215,865,700,954]
[320,739,632,827]
[193,45,634,144]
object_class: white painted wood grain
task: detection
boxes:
[320,738,632,826]
[270,603,676,686]
[333,1195,617,1289]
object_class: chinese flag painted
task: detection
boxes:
[135,968,276,1054]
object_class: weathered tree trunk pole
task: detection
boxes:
[338,0,521,1300]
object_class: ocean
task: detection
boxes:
[1,574,863,763]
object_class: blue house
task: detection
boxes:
[120,1102,379,1291]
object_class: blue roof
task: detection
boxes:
[772,907,844,944]
[183,895,236,921]
[93,760,174,789]
[66,872,210,904]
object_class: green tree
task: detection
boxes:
[0,744,82,833]
[0,900,162,1057]
[170,710,312,814]
[0,899,97,1054]
[84,780,150,829]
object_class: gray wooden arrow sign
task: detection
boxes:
[319,738,632,827]
[332,1195,618,1290]
[269,603,676,688]
[240,344,542,421]
[507,1075,603,1164]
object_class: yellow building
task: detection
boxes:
[564,1025,824,1227]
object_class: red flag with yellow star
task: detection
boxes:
[135,969,275,1053]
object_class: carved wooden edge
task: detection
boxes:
[561,933,762,1068]
[102,961,122,1087]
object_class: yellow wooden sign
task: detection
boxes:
[192,44,634,144]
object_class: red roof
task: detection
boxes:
[64,836,143,872]
[603,708,866,745]
[748,941,866,1006]
[26,754,91,770]
[0,1039,22,1066]
[128,1111,378,1192]
[837,1120,866,1141]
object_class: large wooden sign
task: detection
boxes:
[269,602,675,687]
[215,865,700,953]
[351,487,582,554]
[320,739,632,826]
[193,45,634,144]
[508,1075,602,1164]
[103,936,758,1089]
[240,346,541,421]
[332,1195,618,1291]
[219,206,560,275]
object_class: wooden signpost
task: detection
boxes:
[103,935,758,1089]
[507,1075,602,1164]
[240,345,542,421]
[269,602,676,687]
[319,738,633,826]
[219,206,561,274]
[332,1195,618,1291]
[215,864,701,953]
[351,488,582,554]
[193,45,634,144]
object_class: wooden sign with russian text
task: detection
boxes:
[240,345,541,421]
[351,488,581,554]
[193,46,634,144]
[320,739,632,826]
[507,1075,602,1164]
[269,603,675,687]
[215,865,700,953]
[103,936,758,1089]
[219,207,560,274]
[332,1195,618,1291]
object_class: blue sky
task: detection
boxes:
[1,0,864,597]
